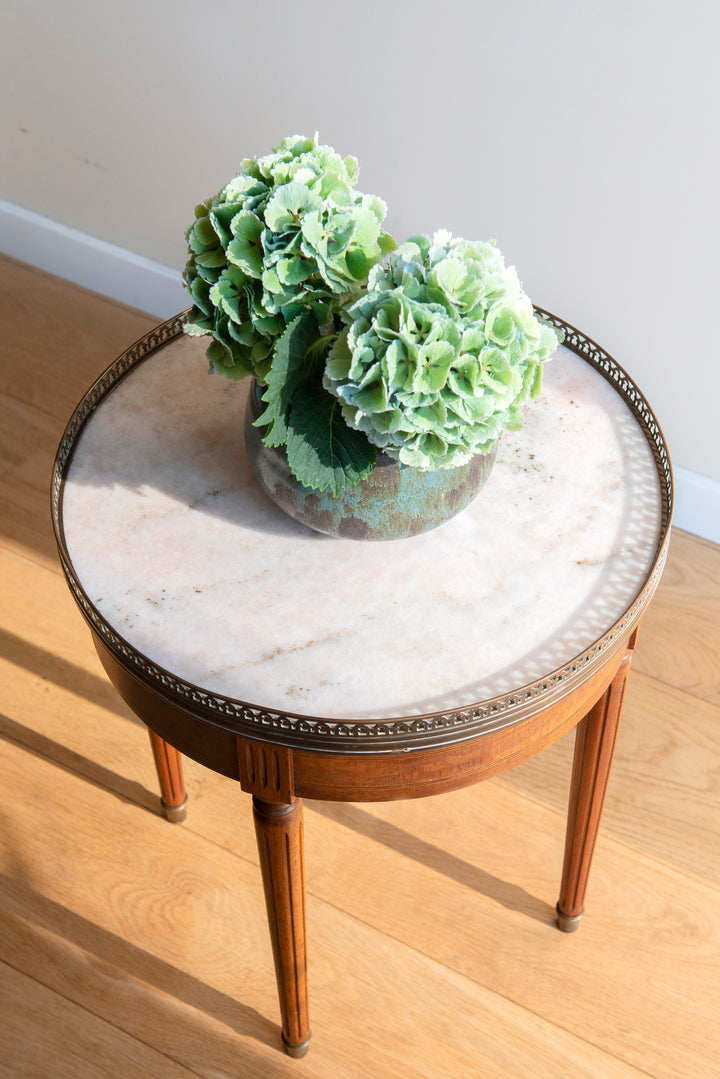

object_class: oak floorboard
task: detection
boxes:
[496,670,720,886]
[3,699,719,1079]
[633,527,720,708]
[0,960,199,1079]
[1,737,650,1079]
[0,545,163,810]
[0,254,156,570]
[305,792,720,1079]
[0,254,156,422]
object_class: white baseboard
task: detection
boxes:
[672,467,720,545]
[1,198,718,545]
[0,198,185,319]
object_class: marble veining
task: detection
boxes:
[61,335,663,720]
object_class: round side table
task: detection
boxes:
[52,311,672,1058]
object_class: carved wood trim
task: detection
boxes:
[253,797,310,1055]
[147,729,187,822]
[556,632,638,927]
[238,738,295,803]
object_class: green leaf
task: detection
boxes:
[299,210,327,254]
[505,404,524,430]
[378,230,397,256]
[344,246,374,281]
[277,255,312,285]
[414,340,455,393]
[210,203,241,246]
[254,310,319,446]
[183,318,211,338]
[264,181,321,233]
[188,215,217,253]
[226,211,264,277]
[284,381,377,495]
[206,338,252,380]
[348,373,387,413]
[195,248,227,269]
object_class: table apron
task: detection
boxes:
[91,631,632,802]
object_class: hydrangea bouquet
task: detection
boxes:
[184,135,562,495]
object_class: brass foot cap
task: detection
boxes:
[283,1034,311,1058]
[556,903,584,933]
[162,796,188,823]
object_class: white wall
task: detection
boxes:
[2,0,719,533]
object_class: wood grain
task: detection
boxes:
[497,671,720,887]
[149,729,188,820]
[253,797,310,1056]
[0,254,155,569]
[557,640,635,924]
[2,736,660,1079]
[1,257,719,1078]
[633,527,720,708]
[0,961,198,1079]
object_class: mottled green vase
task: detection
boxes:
[244,381,497,540]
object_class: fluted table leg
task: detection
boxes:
[557,632,637,931]
[253,796,310,1057]
[148,729,188,822]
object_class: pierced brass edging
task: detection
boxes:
[58,538,667,754]
[535,307,674,561]
[51,312,188,551]
[52,311,673,755]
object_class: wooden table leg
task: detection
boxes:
[253,796,311,1057]
[556,631,638,931]
[148,729,188,822]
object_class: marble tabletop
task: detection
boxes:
[59,329,664,723]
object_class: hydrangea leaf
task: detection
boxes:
[195,248,227,269]
[277,256,312,286]
[226,212,264,277]
[183,319,211,338]
[345,372,387,413]
[186,274,212,315]
[447,358,480,398]
[324,329,353,381]
[284,381,376,495]
[361,193,388,223]
[299,211,326,254]
[264,181,322,233]
[343,155,360,184]
[414,340,455,393]
[188,215,218,253]
[485,304,517,346]
[206,338,253,380]
[210,204,241,246]
[254,310,319,447]
[344,246,375,281]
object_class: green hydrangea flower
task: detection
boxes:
[323,232,563,469]
[183,135,395,382]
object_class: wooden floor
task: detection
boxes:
[1,254,719,1078]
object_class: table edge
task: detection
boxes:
[50,310,674,753]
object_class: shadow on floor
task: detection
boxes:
[0,872,294,1072]
[310,800,557,926]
